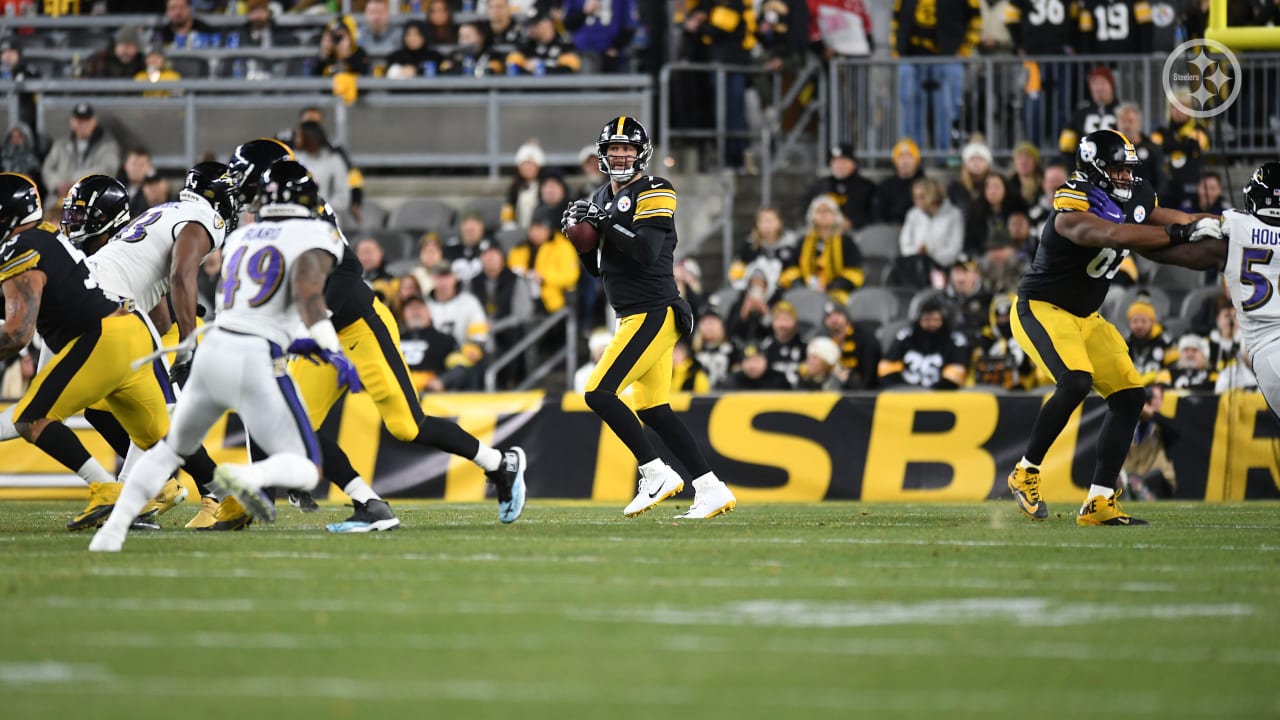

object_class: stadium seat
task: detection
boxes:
[876,319,911,353]
[1151,263,1209,292]
[782,287,829,333]
[855,223,901,260]
[494,226,526,252]
[1179,284,1227,320]
[358,200,389,231]
[1106,286,1172,327]
[365,229,417,261]
[464,197,505,232]
[861,256,889,287]
[707,286,739,316]
[388,198,456,234]
[906,288,945,320]
[846,286,901,326]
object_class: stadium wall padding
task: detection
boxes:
[2,391,1277,501]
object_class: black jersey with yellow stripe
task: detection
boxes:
[317,204,376,331]
[1018,173,1155,318]
[0,224,119,352]
[588,175,681,316]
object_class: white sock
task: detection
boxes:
[0,404,18,442]
[692,471,720,488]
[77,457,117,486]
[1087,483,1113,500]
[252,453,319,491]
[117,442,143,484]
[1017,457,1039,471]
[343,477,380,504]
[474,445,502,473]
[639,458,664,475]
[98,441,182,535]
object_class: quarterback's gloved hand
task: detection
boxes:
[1167,218,1224,245]
[560,205,576,235]
[168,348,193,389]
[1086,186,1124,223]
[287,339,364,393]
[569,199,611,230]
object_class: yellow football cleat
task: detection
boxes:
[1077,487,1149,526]
[194,495,253,532]
[1008,466,1048,520]
[184,496,221,530]
[137,478,189,522]
[67,481,123,531]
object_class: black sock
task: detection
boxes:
[637,404,711,478]
[414,416,481,459]
[181,446,218,496]
[1092,386,1145,490]
[319,434,359,489]
[585,389,657,464]
[1025,370,1093,465]
[83,408,131,459]
[33,421,92,473]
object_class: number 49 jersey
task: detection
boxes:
[88,199,227,312]
[214,218,344,349]
[1223,209,1280,357]
[1018,173,1156,318]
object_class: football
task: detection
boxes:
[565,220,599,253]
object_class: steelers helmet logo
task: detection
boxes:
[1078,139,1097,163]
[1133,206,1147,223]
[617,196,631,213]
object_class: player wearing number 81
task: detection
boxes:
[1008,129,1224,527]
[90,162,357,552]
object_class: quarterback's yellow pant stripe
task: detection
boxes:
[585,306,679,411]
[1012,297,1141,398]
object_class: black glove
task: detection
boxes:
[569,199,611,230]
[1167,218,1223,245]
[169,348,193,389]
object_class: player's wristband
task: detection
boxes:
[308,319,341,353]
[1166,224,1191,245]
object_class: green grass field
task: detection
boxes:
[2,500,1278,719]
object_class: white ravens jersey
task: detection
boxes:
[215,218,344,349]
[88,198,227,312]
[1223,209,1280,357]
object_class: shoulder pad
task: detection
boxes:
[1053,176,1093,213]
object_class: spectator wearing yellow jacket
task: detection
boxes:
[507,205,580,314]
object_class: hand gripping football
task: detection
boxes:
[565,219,599,253]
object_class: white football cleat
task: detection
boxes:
[676,477,737,519]
[623,463,684,517]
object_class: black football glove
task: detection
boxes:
[569,199,611,229]
[169,348,193,389]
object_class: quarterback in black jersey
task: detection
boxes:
[0,173,172,530]
[565,116,736,519]
[1008,130,1223,526]
[227,140,527,529]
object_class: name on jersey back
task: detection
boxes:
[1251,227,1280,246]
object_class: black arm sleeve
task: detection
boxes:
[604,222,664,266]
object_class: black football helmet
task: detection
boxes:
[227,138,294,208]
[181,161,240,233]
[0,172,42,242]
[1076,129,1141,202]
[61,174,131,248]
[257,160,324,220]
[596,115,652,184]
[1243,161,1280,227]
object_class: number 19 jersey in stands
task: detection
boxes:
[215,219,344,348]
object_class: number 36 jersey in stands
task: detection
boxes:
[87,199,227,313]
[214,218,345,347]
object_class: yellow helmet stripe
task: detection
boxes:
[616,116,626,136]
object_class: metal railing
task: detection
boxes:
[483,306,577,393]
[6,74,652,178]
[658,58,827,278]
[828,53,1280,163]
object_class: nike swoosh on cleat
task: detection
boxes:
[648,485,667,499]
